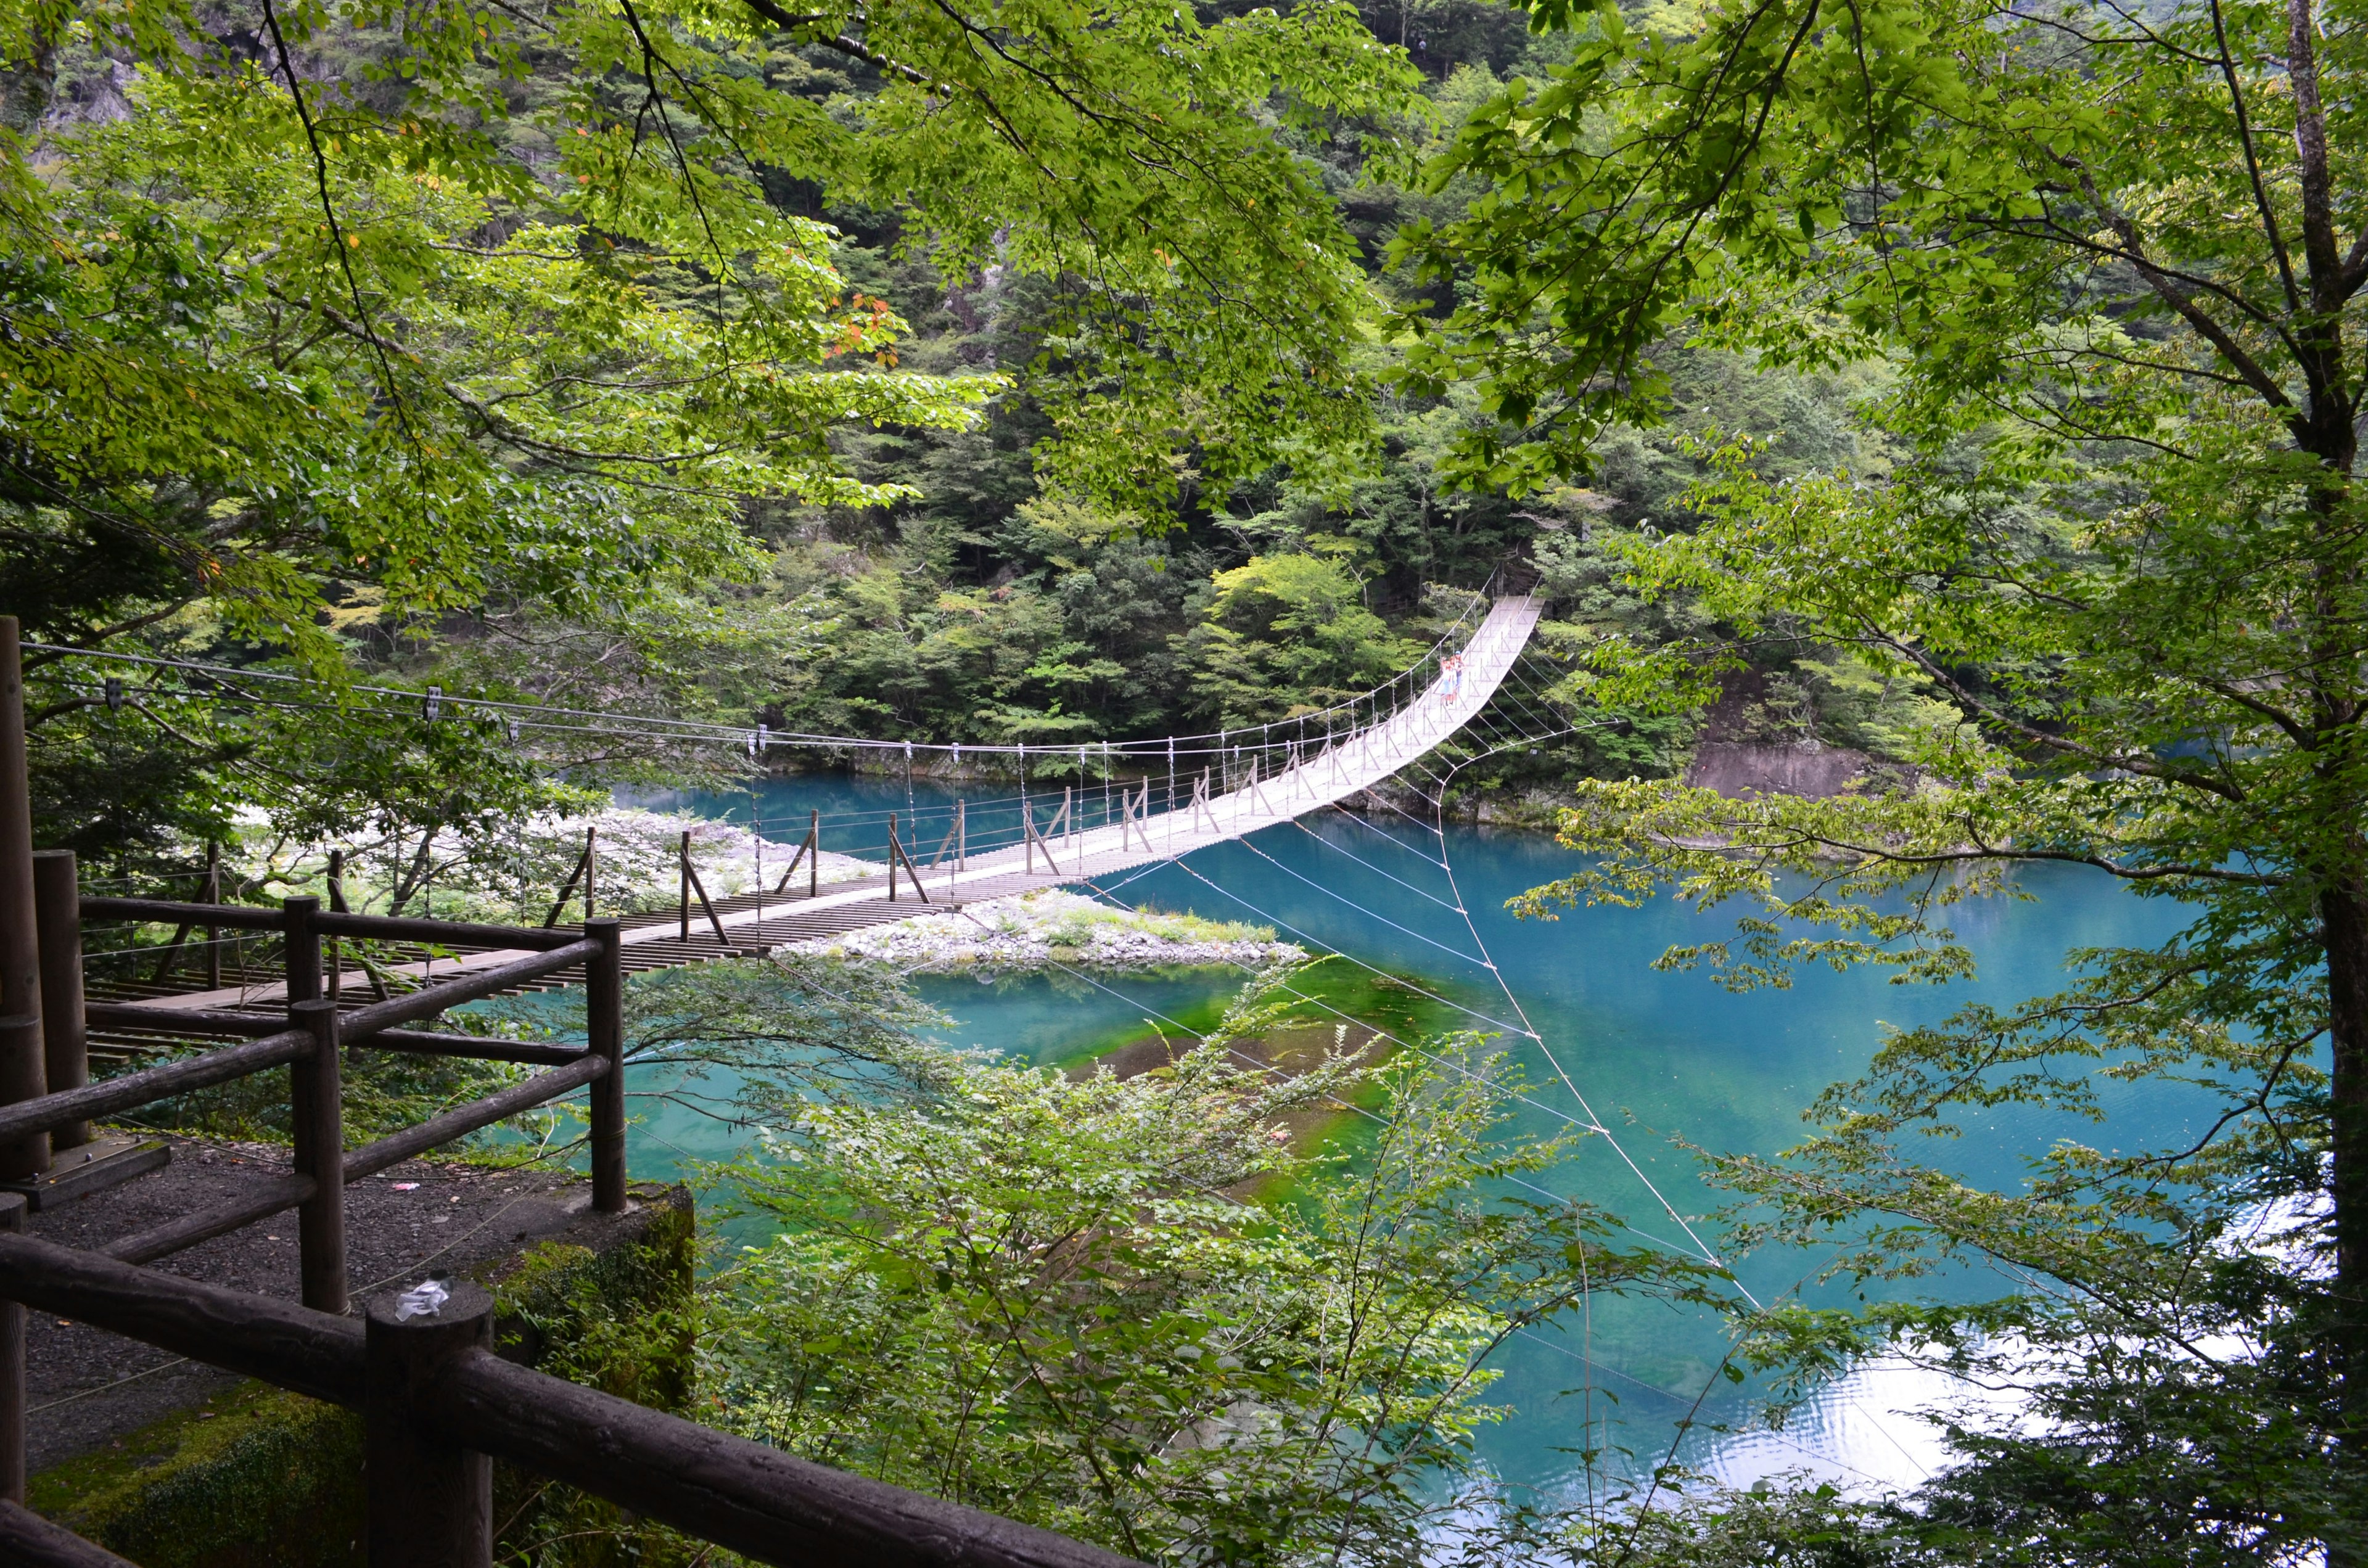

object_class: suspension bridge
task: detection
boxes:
[93,593,1546,1019]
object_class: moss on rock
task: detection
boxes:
[30,1382,365,1568]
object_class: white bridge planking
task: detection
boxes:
[917,593,1545,897]
[128,595,1544,1011]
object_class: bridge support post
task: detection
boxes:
[366,1278,495,1568]
[587,918,627,1213]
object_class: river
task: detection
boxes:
[617,770,2200,1503]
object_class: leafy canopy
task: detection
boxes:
[1402,0,2368,1554]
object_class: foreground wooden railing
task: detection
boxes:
[0,882,1144,1566]
[0,892,627,1301]
[0,1218,1138,1567]
[0,617,1145,1565]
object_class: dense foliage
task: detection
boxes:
[1403,0,2368,1558]
[701,973,1701,1566]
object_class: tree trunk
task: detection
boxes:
[2321,881,2368,1519]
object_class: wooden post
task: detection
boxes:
[0,1192,21,1504]
[678,830,691,942]
[31,852,86,1152]
[366,1278,494,1567]
[586,918,625,1213]
[284,893,323,1006]
[325,849,346,1001]
[0,620,45,1181]
[683,856,728,945]
[203,840,221,991]
[886,819,929,904]
[289,995,347,1315]
[769,816,817,898]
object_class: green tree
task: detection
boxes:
[1186,550,1416,727]
[1402,0,2368,1556]
[708,995,1701,1566]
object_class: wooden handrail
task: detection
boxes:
[0,1233,1144,1568]
[0,1233,364,1406]
[342,1055,607,1183]
[105,1175,315,1265]
[101,1056,606,1266]
[88,1003,587,1066]
[81,896,591,954]
[338,938,597,1037]
[1,941,594,1145]
[432,1350,1140,1568]
[367,1030,588,1067]
[314,910,588,952]
[0,1030,310,1145]
[79,896,287,932]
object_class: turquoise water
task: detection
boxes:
[617,774,2198,1496]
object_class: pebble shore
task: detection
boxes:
[778,889,1304,974]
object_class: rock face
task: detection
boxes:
[1683,740,1873,800]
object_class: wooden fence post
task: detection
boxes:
[31,852,86,1152]
[586,917,625,1213]
[284,893,322,1006]
[0,620,44,1183]
[203,839,221,991]
[0,1191,21,1504]
[366,1278,494,1567]
[326,848,345,1002]
[289,993,347,1315]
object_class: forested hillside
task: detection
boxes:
[404,19,1935,764]
[5,0,1950,876]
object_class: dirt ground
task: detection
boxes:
[27,1136,627,1474]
